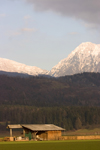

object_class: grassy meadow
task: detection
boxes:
[64,128,100,136]
[0,140,100,150]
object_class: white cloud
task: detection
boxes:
[83,22,99,29]
[6,30,21,37]
[12,32,21,36]
[24,15,31,19]
[6,27,37,38]
[21,28,36,32]
[0,14,6,17]
[69,32,78,35]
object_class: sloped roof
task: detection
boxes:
[21,124,65,131]
[7,124,65,131]
[7,124,22,129]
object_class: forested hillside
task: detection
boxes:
[0,72,100,106]
[1,72,100,131]
[1,106,100,131]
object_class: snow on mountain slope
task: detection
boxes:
[49,42,100,77]
[1,42,100,77]
[0,58,49,76]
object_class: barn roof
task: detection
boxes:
[21,124,65,131]
[7,124,22,129]
[7,124,65,131]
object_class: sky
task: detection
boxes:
[0,0,100,71]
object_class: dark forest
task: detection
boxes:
[0,72,100,130]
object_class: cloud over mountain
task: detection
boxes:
[25,0,100,29]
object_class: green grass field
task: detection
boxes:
[0,140,100,150]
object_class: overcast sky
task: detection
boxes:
[0,0,100,70]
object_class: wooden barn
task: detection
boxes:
[7,124,65,141]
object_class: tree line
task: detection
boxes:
[0,105,100,131]
[1,73,100,131]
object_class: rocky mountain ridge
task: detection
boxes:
[0,58,48,76]
[0,42,100,77]
[49,42,100,77]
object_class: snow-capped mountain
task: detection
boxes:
[1,42,100,77]
[49,42,100,77]
[0,58,49,76]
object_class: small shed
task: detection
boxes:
[22,124,65,140]
[7,124,22,137]
[7,124,65,141]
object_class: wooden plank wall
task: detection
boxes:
[47,131,61,140]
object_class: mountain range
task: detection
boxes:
[0,42,100,77]
[0,58,48,77]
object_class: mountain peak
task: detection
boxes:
[0,42,100,77]
[49,42,100,77]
